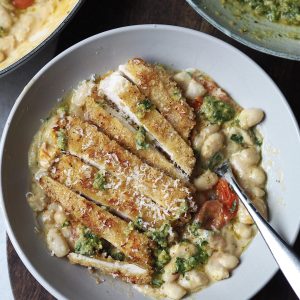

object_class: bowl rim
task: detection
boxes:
[186,0,300,61]
[1,24,300,300]
[0,0,84,78]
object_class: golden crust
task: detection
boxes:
[83,96,184,180]
[65,116,193,217]
[120,58,195,141]
[50,154,171,228]
[68,253,151,284]
[99,72,196,176]
[39,176,153,269]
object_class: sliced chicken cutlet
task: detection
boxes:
[119,58,195,141]
[39,176,153,270]
[68,253,151,284]
[50,154,171,228]
[64,116,194,219]
[99,72,196,176]
[82,96,185,180]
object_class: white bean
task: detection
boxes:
[173,71,191,90]
[54,210,67,226]
[185,79,207,100]
[162,260,179,283]
[201,132,224,159]
[209,234,226,251]
[170,242,197,259]
[253,198,268,219]
[239,147,260,166]
[216,252,239,270]
[239,108,264,129]
[46,228,69,257]
[237,203,254,225]
[193,124,220,150]
[248,167,266,186]
[233,222,253,239]
[252,187,265,198]
[230,154,245,178]
[205,255,229,281]
[178,270,209,291]
[161,282,186,300]
[194,170,218,191]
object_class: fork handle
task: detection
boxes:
[223,172,300,298]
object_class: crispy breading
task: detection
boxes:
[39,176,153,269]
[68,253,151,284]
[99,72,196,176]
[65,116,194,217]
[50,154,171,228]
[83,96,185,180]
[119,58,195,141]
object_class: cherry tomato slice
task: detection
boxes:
[12,0,34,9]
[191,96,203,111]
[196,200,226,230]
[216,178,239,219]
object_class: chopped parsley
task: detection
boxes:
[57,129,67,151]
[75,227,103,256]
[147,223,170,248]
[57,103,69,116]
[172,89,182,100]
[133,217,145,231]
[154,248,171,270]
[208,152,223,170]
[250,128,263,146]
[109,249,125,261]
[93,172,106,190]
[136,99,153,118]
[189,221,202,236]
[230,133,244,145]
[61,220,70,228]
[0,27,6,38]
[151,276,164,288]
[201,96,235,125]
[135,127,149,150]
[229,199,238,214]
[175,243,209,274]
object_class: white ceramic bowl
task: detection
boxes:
[1,25,300,300]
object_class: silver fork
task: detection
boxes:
[215,161,300,298]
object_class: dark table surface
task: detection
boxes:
[7,0,300,299]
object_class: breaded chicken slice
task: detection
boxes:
[119,58,195,141]
[39,176,153,269]
[82,96,185,180]
[50,154,171,228]
[99,72,196,176]
[68,253,151,284]
[64,116,194,218]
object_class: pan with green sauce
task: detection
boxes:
[222,0,300,26]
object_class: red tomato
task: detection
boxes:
[12,0,34,9]
[195,200,226,230]
[191,96,203,111]
[216,178,239,220]
[195,179,239,231]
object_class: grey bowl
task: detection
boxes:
[1,25,300,300]
[187,0,300,60]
